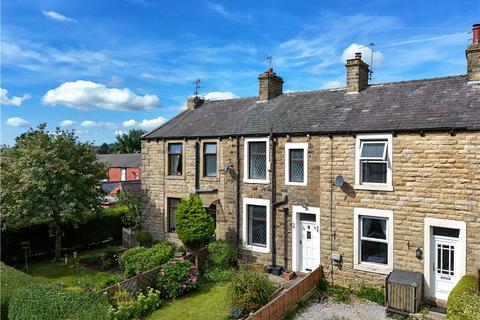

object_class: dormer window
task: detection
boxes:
[355,134,393,191]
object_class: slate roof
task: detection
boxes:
[143,75,480,139]
[97,154,141,168]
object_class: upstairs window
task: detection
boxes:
[203,143,217,177]
[285,143,308,186]
[167,198,180,233]
[168,143,183,176]
[244,138,269,183]
[355,134,393,191]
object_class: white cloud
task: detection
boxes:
[60,120,76,127]
[6,117,31,127]
[321,81,342,89]
[341,43,383,67]
[122,116,167,129]
[0,88,31,106]
[80,120,118,129]
[42,80,160,111]
[204,1,252,22]
[42,10,77,23]
[203,91,239,101]
[115,130,127,136]
[109,75,124,86]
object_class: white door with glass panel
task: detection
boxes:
[431,227,460,301]
[298,213,319,272]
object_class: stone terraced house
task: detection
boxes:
[141,24,480,305]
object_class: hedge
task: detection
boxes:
[118,242,174,277]
[447,275,478,305]
[447,275,480,320]
[8,282,110,320]
[0,262,37,319]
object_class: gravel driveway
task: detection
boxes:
[294,298,389,320]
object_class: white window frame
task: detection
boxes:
[243,137,270,184]
[354,208,393,274]
[354,133,393,191]
[120,168,126,181]
[242,198,270,253]
[285,142,308,186]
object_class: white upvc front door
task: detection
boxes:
[292,206,320,273]
[431,235,460,301]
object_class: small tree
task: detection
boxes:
[113,129,146,153]
[1,124,106,260]
[175,194,214,268]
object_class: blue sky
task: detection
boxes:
[1,0,478,145]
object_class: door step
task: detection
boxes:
[424,307,447,320]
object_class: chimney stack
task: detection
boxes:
[345,52,370,93]
[466,24,480,81]
[258,68,283,101]
[187,95,205,110]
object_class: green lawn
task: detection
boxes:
[146,281,229,320]
[29,246,121,290]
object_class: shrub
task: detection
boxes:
[156,259,198,299]
[119,242,173,277]
[117,192,141,228]
[99,275,121,289]
[136,230,152,247]
[317,277,329,292]
[108,288,162,320]
[0,262,36,320]
[227,270,276,315]
[448,275,478,306]
[446,291,480,320]
[101,246,120,270]
[330,285,351,303]
[355,284,384,305]
[176,194,214,250]
[8,282,110,320]
[204,240,238,282]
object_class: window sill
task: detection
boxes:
[243,178,270,184]
[354,184,393,192]
[244,245,270,254]
[285,181,307,187]
[354,263,391,275]
[200,176,220,182]
[166,175,185,180]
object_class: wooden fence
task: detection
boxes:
[248,266,324,320]
[100,247,209,298]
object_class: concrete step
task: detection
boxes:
[424,311,446,320]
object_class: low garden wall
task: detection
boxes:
[248,266,324,320]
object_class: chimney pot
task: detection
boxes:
[355,52,362,59]
[466,23,480,81]
[473,24,480,44]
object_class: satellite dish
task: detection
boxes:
[335,175,344,187]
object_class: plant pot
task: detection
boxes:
[271,265,283,276]
[283,272,296,281]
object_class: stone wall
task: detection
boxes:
[141,131,480,291]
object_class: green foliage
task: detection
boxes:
[227,270,276,315]
[119,243,173,277]
[136,230,153,246]
[108,288,162,320]
[317,277,329,292]
[448,275,478,306]
[204,240,238,282]
[354,284,384,305]
[446,291,480,320]
[113,129,146,153]
[8,282,110,320]
[156,259,198,299]
[99,275,121,289]
[1,124,106,258]
[97,143,114,154]
[0,262,37,320]
[175,194,214,250]
[329,285,351,303]
[117,192,141,228]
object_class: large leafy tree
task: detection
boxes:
[1,124,107,260]
[113,129,146,153]
[176,194,214,268]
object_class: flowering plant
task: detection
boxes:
[155,259,198,299]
